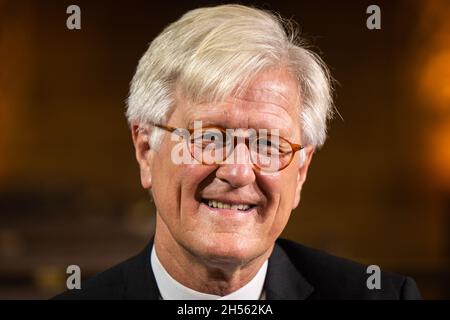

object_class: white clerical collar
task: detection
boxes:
[151,245,268,300]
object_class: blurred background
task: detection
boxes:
[0,0,449,299]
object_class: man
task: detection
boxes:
[56,4,421,299]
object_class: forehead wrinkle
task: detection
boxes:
[180,93,299,139]
[233,87,295,110]
[227,95,296,119]
[226,96,298,135]
[233,75,300,105]
[189,98,293,122]
[229,95,290,111]
[185,108,226,127]
[184,103,296,139]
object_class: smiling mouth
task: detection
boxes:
[201,199,257,212]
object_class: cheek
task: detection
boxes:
[252,159,302,243]
[254,174,297,240]
[180,162,221,185]
[150,147,186,215]
[150,161,180,217]
[257,170,299,216]
[152,160,217,215]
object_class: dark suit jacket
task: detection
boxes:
[54,238,421,300]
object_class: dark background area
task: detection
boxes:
[0,0,449,299]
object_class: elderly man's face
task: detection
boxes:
[135,68,314,264]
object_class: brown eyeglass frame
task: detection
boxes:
[142,123,304,172]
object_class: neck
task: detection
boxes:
[153,216,273,296]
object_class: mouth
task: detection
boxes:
[201,199,257,213]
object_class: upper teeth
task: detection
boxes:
[207,200,251,211]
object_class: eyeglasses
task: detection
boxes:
[145,123,304,172]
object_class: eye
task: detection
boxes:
[191,129,225,148]
[256,138,280,155]
[203,131,222,142]
[255,137,292,156]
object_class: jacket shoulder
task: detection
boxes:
[276,238,421,299]
[52,252,141,300]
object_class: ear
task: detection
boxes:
[131,123,154,189]
[292,145,315,209]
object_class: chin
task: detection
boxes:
[190,232,264,266]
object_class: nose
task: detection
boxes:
[215,142,256,188]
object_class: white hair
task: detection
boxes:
[126,4,334,149]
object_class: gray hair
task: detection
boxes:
[126,4,334,149]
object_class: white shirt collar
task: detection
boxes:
[151,245,268,300]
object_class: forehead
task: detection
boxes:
[177,68,301,136]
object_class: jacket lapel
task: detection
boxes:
[264,242,314,300]
[123,238,160,299]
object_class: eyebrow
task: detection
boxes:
[187,119,221,129]
[186,119,292,138]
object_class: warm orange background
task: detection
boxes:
[0,0,449,299]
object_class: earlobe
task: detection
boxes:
[140,155,153,189]
[131,124,154,189]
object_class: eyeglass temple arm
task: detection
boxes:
[291,144,304,152]
[137,123,179,133]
